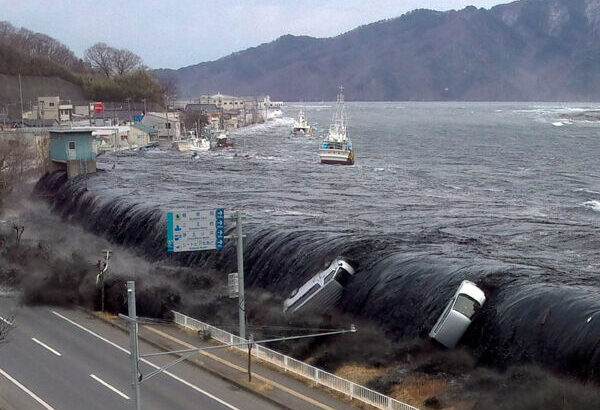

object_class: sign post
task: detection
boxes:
[167,208,246,339]
[235,211,246,340]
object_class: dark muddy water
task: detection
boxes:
[38,102,600,378]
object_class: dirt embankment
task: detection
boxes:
[0,74,86,114]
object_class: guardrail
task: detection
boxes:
[172,311,419,410]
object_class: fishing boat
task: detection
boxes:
[212,130,234,148]
[318,87,354,165]
[291,107,313,137]
[172,132,210,152]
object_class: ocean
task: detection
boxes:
[38,102,600,378]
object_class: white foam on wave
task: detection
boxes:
[552,121,565,127]
[583,200,600,212]
[575,188,600,195]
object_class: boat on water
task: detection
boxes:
[172,132,210,152]
[318,87,354,165]
[213,130,234,148]
[283,259,355,316]
[291,107,313,137]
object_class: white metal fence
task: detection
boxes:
[172,311,419,410]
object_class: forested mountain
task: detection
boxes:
[155,0,600,101]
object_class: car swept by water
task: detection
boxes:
[283,259,355,316]
[429,280,486,349]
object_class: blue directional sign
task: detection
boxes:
[167,208,225,252]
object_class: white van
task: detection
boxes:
[283,259,355,316]
[429,280,486,348]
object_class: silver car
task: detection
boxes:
[429,280,486,348]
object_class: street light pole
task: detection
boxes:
[126,281,141,410]
[236,211,246,340]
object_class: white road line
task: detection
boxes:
[89,374,130,400]
[51,310,239,410]
[0,367,55,410]
[0,315,13,325]
[51,311,128,354]
[31,338,62,357]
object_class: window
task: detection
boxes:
[68,141,75,150]
[323,267,338,283]
[49,102,55,107]
[453,295,480,319]
[288,284,321,311]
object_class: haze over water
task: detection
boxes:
[82,102,600,376]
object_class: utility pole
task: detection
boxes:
[96,250,111,312]
[247,334,254,382]
[126,281,141,410]
[236,211,246,340]
[141,98,147,115]
[18,73,24,127]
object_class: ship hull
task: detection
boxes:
[319,149,354,165]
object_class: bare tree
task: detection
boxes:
[84,42,115,77]
[113,48,142,76]
[0,132,36,203]
[158,77,178,102]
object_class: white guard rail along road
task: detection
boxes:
[172,311,420,410]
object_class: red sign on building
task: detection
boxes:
[93,102,104,114]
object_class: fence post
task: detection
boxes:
[315,369,319,385]
[284,356,288,372]
[350,382,354,399]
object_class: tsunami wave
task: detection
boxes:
[34,171,600,381]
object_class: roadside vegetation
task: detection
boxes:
[0,21,163,104]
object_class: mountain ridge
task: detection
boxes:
[156,0,600,101]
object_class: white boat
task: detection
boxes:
[283,259,355,316]
[172,132,210,152]
[291,108,314,137]
[318,87,354,165]
[265,108,283,120]
[212,130,233,148]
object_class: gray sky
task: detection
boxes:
[2,0,507,69]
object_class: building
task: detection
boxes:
[184,103,220,114]
[23,97,73,125]
[140,112,181,141]
[49,129,96,178]
[198,93,246,110]
[130,123,157,144]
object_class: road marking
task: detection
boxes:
[51,310,239,410]
[145,326,335,410]
[0,315,13,325]
[52,311,128,354]
[0,367,55,410]
[31,338,62,357]
[89,374,130,400]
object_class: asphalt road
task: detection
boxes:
[0,301,282,410]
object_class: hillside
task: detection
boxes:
[155,0,600,101]
[0,22,163,108]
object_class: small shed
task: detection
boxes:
[49,129,96,178]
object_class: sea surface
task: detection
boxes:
[42,102,600,377]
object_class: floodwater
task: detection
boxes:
[38,102,600,379]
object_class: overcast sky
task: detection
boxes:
[2,0,507,69]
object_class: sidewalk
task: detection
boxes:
[93,311,362,410]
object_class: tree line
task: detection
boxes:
[0,21,166,104]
